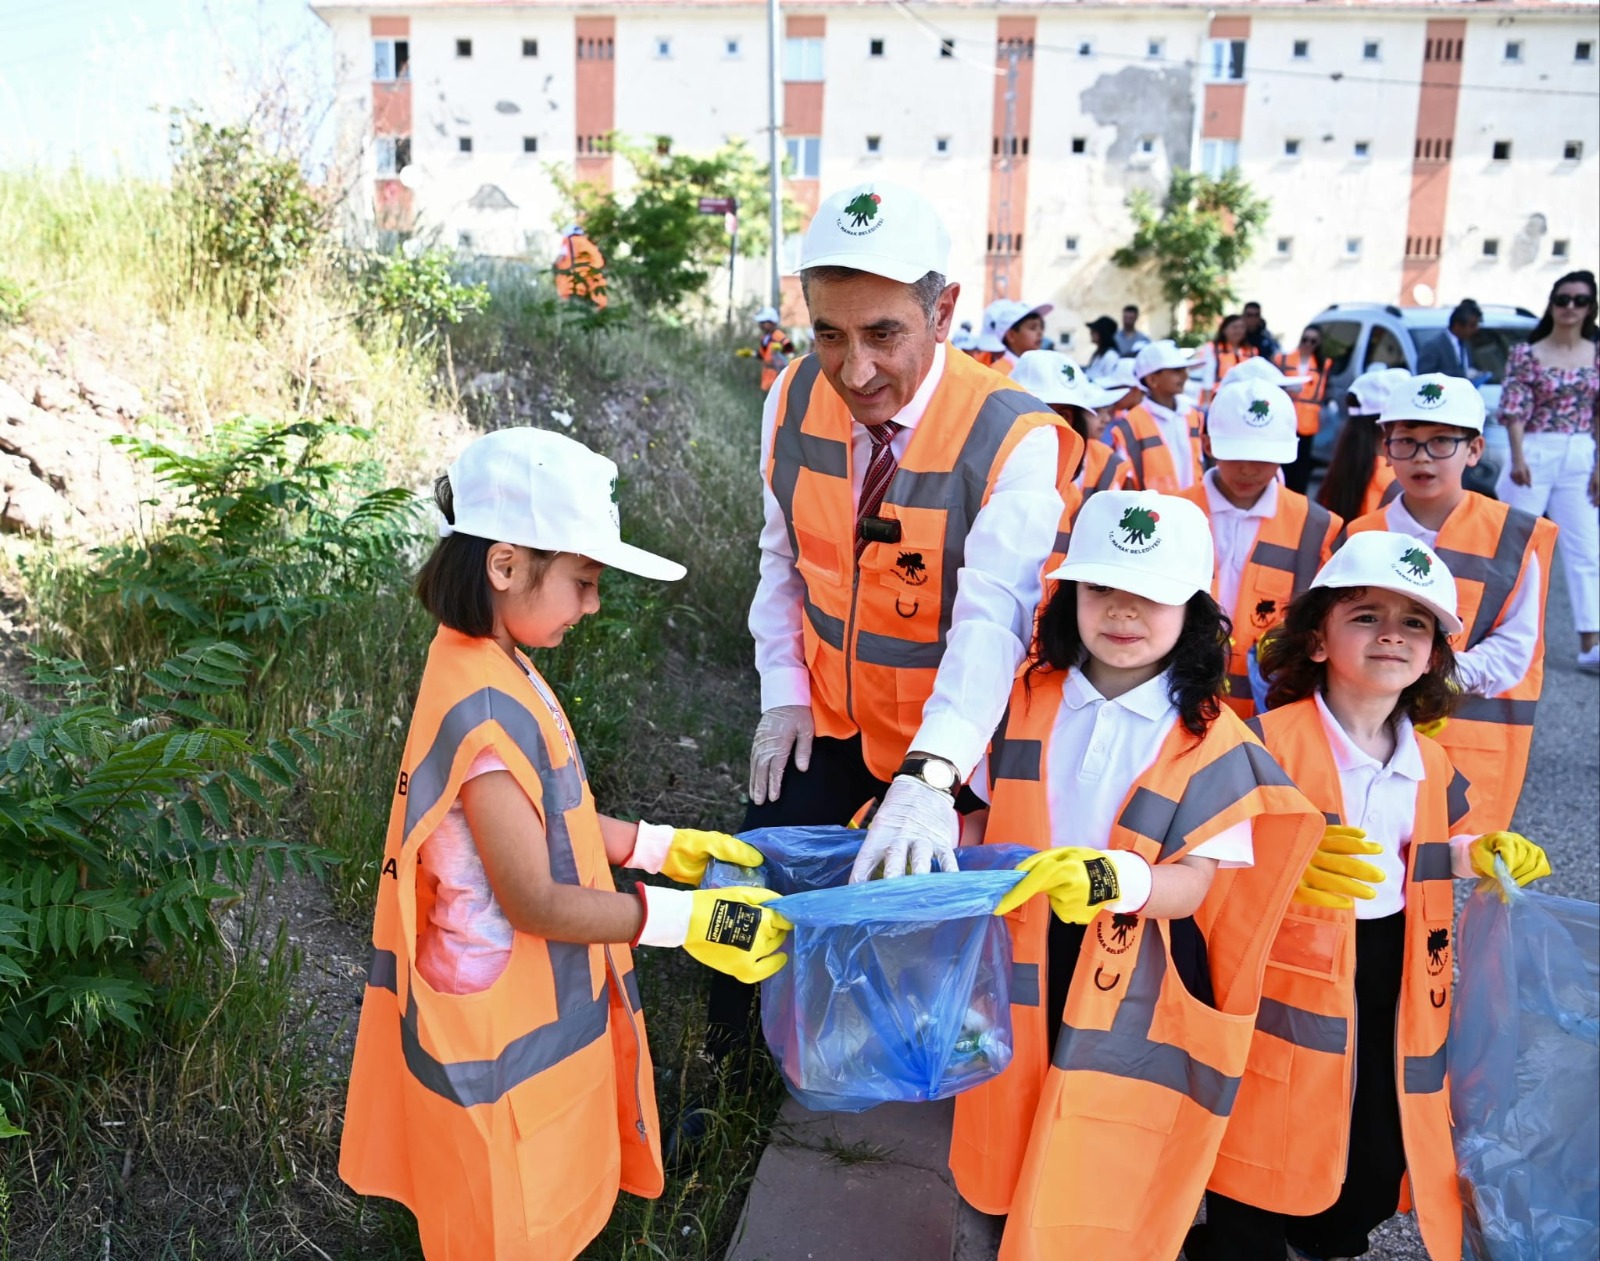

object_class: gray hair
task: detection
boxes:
[800,266,949,324]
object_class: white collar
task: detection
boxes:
[870,341,946,432]
[1143,397,1187,424]
[1001,348,1019,369]
[1065,666,1175,721]
[1202,467,1279,519]
[1314,691,1425,781]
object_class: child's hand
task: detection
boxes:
[661,829,763,885]
[1294,825,1386,909]
[1470,832,1551,887]
[995,846,1135,922]
[637,886,791,982]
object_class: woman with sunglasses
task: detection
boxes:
[1498,270,1599,672]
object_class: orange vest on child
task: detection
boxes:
[554,233,608,308]
[1106,403,1204,493]
[1361,461,1401,517]
[1208,699,1471,1261]
[340,628,662,1260]
[758,330,793,392]
[947,667,1323,1261]
[767,352,1079,780]
[1202,343,1259,407]
[1345,493,1557,832]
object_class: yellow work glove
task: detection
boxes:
[1415,716,1448,738]
[1294,825,1386,909]
[661,829,763,885]
[638,885,792,983]
[994,846,1128,923]
[1470,831,1551,887]
[734,346,756,358]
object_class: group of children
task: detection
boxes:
[337,345,1558,1258]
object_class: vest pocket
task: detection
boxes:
[1028,1075,1181,1228]
[1267,907,1347,982]
[509,1070,618,1239]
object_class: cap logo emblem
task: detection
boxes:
[1245,398,1273,427]
[1397,546,1433,582]
[1060,363,1077,382]
[1416,382,1446,408]
[839,191,884,237]
[1112,505,1161,555]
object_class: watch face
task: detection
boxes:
[922,760,956,791]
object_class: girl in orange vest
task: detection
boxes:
[1317,367,1409,525]
[1186,531,1552,1261]
[1199,312,1259,408]
[1009,350,1130,524]
[340,428,791,1260]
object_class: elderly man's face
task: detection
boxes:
[805,272,958,425]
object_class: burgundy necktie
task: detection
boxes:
[855,421,902,561]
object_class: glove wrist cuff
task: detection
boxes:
[1104,851,1153,914]
[636,885,693,948]
[625,821,675,874]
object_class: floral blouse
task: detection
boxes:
[1499,340,1599,435]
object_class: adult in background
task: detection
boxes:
[1199,312,1259,406]
[1243,301,1281,359]
[1497,269,1600,671]
[1083,315,1121,380]
[716,180,1081,1073]
[1115,303,1151,356]
[1277,325,1334,493]
[972,297,1053,373]
[1416,299,1486,381]
[753,306,795,393]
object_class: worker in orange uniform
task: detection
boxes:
[340,428,790,1259]
[754,305,794,392]
[971,297,1053,373]
[1105,339,1205,492]
[1277,327,1333,493]
[554,223,607,308]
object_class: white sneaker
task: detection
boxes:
[1579,645,1600,674]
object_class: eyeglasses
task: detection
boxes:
[1300,336,1322,348]
[1384,435,1471,460]
[1552,293,1596,309]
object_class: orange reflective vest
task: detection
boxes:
[1276,350,1330,438]
[554,233,608,308]
[947,667,1323,1261]
[1209,698,1471,1259]
[1202,343,1259,407]
[1105,402,1204,493]
[1361,461,1401,518]
[341,628,662,1259]
[1178,483,1341,718]
[759,330,794,393]
[1346,493,1557,832]
[767,352,1080,781]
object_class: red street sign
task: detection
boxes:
[698,196,737,214]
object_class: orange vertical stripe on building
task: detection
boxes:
[371,16,412,230]
[781,14,826,324]
[370,15,408,38]
[1401,20,1467,301]
[575,15,616,192]
[986,15,1036,304]
[1201,13,1251,142]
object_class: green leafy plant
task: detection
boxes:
[1113,169,1270,332]
[0,273,25,327]
[357,247,490,344]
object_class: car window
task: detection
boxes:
[1469,326,1533,384]
[1314,320,1362,375]
[1363,325,1408,370]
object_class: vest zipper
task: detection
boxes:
[603,944,649,1143]
[844,551,863,723]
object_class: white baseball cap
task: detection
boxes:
[1310,531,1462,635]
[798,181,951,284]
[1099,356,1144,393]
[976,298,1055,352]
[1133,339,1200,381]
[442,428,686,581]
[755,306,780,325]
[1207,381,1300,463]
[1348,367,1412,418]
[1047,490,1214,606]
[1223,355,1306,392]
[1379,371,1485,433]
[1010,351,1122,409]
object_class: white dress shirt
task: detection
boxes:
[1201,469,1279,618]
[971,668,1255,868]
[749,342,1066,777]
[1314,692,1477,919]
[1384,497,1542,697]
[1143,398,1200,489]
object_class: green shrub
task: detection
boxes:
[356,247,490,344]
[0,272,24,326]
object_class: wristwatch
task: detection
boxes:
[897,754,959,797]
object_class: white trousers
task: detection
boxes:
[1496,431,1599,633]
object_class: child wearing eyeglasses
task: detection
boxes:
[1340,373,1557,834]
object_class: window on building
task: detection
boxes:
[373,38,409,82]
[1064,235,1080,254]
[458,136,473,154]
[456,38,472,58]
[1483,238,1501,259]
[785,36,824,81]
[1147,38,1164,59]
[785,135,821,179]
[1345,236,1364,259]
[1284,138,1302,158]
[1553,238,1571,260]
[869,38,885,57]
[1200,138,1239,177]
[1276,236,1293,257]
[1492,140,1512,161]
[725,37,741,57]
[865,134,882,155]
[1353,140,1371,159]
[655,37,672,58]
[1504,40,1523,63]
[1292,39,1310,60]
[1205,38,1247,82]
[577,37,614,60]
[523,38,538,57]
[1578,41,1595,62]
[1362,40,1381,61]
[934,136,950,155]
[523,136,538,154]
[458,230,474,250]
[940,38,955,58]
[1137,136,1157,157]
[1564,140,1583,161]
[375,135,411,176]
[1077,40,1094,58]
[1071,136,1087,155]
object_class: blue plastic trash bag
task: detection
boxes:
[1450,860,1600,1261]
[706,825,1032,1113]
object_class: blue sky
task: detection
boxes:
[0,0,333,177]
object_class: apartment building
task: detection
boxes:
[313,1,1600,342]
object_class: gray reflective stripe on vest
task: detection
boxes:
[1379,479,1403,507]
[1453,695,1538,726]
[1411,842,1453,883]
[1053,529,1071,556]
[1011,962,1041,1007]
[1109,418,1161,486]
[1403,1042,1447,1094]
[989,703,1043,782]
[1118,741,1296,860]
[855,629,945,669]
[1092,451,1127,493]
[768,355,831,560]
[623,967,643,1013]
[1053,925,1241,1117]
[1244,717,1266,741]
[1446,768,1472,830]
[369,947,399,992]
[1435,507,1538,650]
[1249,500,1331,594]
[1226,673,1253,702]
[805,599,846,649]
[1256,996,1348,1055]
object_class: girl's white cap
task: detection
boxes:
[1347,367,1412,418]
[1047,490,1214,606]
[1010,350,1122,409]
[1310,531,1461,634]
[442,428,686,581]
[1099,356,1143,392]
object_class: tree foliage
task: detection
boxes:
[555,137,802,313]
[357,247,490,344]
[1113,169,1270,332]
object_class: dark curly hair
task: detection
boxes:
[1027,580,1232,736]
[1259,586,1460,726]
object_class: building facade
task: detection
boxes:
[314,0,1600,344]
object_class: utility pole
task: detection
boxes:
[992,41,1020,301]
[767,0,783,307]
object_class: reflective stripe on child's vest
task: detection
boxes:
[1208,699,1470,1259]
[340,628,662,1260]
[766,351,1079,781]
[1178,484,1341,718]
[1106,403,1204,494]
[1363,465,1402,516]
[1276,350,1329,437]
[947,668,1323,1261]
[1346,494,1556,832]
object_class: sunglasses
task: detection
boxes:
[1552,293,1595,309]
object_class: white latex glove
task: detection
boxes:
[848,775,959,883]
[748,705,815,805]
